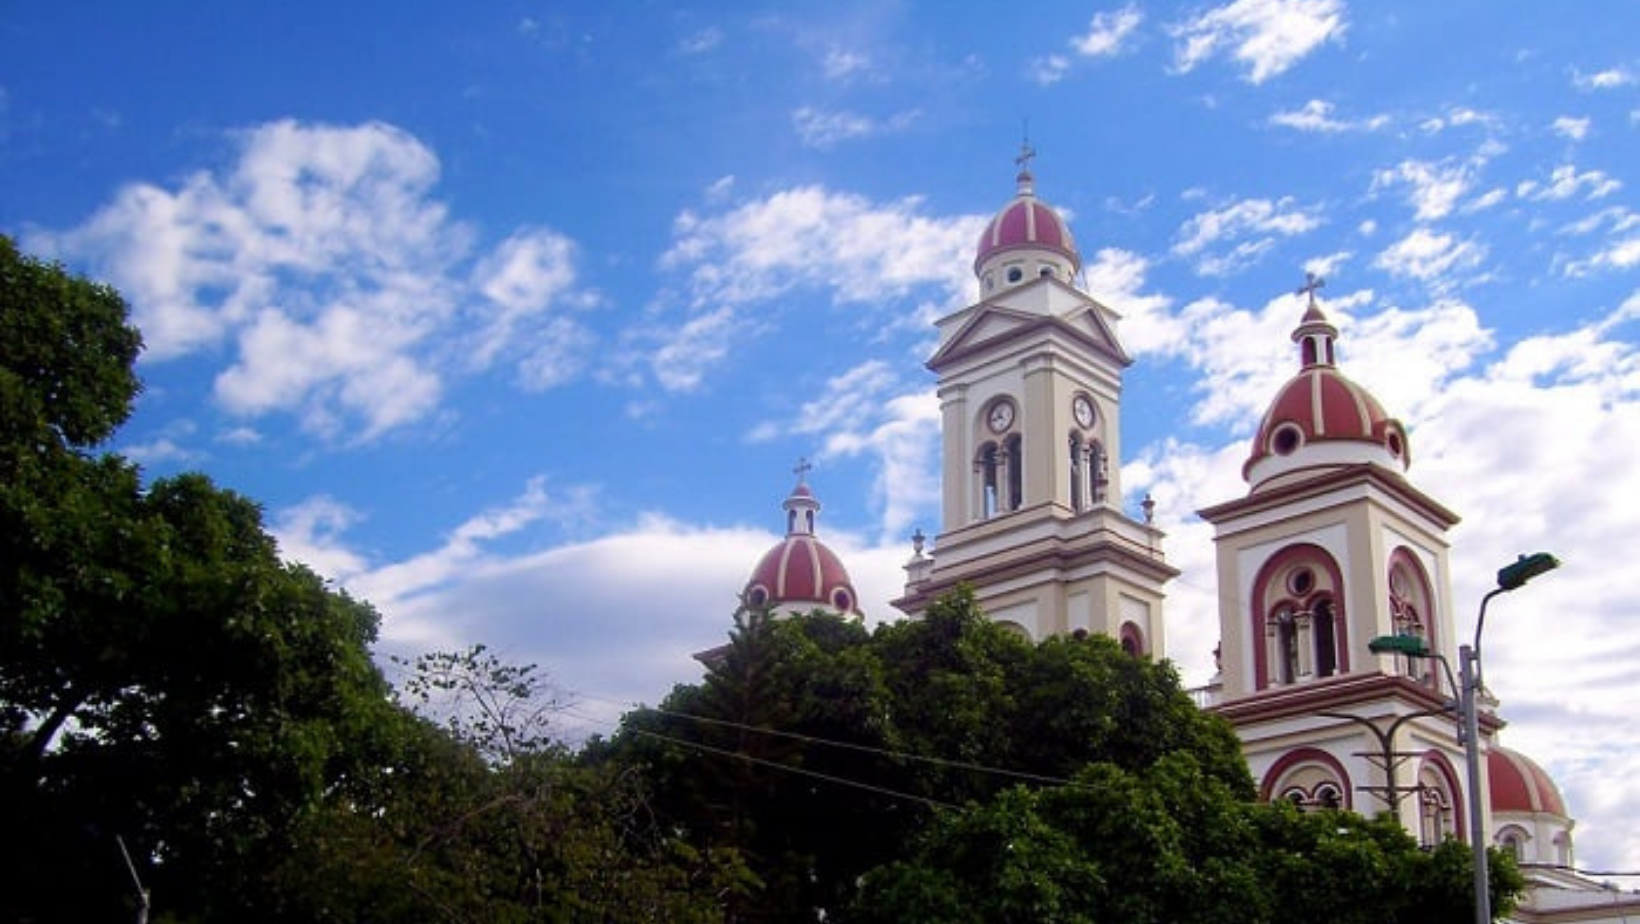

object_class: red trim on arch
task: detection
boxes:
[1119,621,1145,657]
[1250,544,1350,689]
[1260,746,1354,811]
[1387,547,1440,687]
[1417,749,1466,843]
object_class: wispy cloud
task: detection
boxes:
[1372,227,1486,283]
[1172,195,1322,275]
[1516,164,1622,202]
[791,106,919,149]
[1169,0,1346,84]
[1028,5,1142,85]
[1572,66,1635,91]
[1371,158,1478,221]
[1268,99,1388,133]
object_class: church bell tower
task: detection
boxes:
[894,149,1175,655]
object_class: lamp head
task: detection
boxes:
[1496,552,1560,591]
[1368,634,1430,657]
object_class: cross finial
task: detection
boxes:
[792,457,812,484]
[1015,139,1036,173]
[1295,271,1325,307]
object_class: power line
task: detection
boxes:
[636,705,1080,789]
[630,727,961,811]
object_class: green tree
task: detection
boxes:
[0,239,398,922]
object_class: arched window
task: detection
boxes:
[1119,621,1145,657]
[1252,547,1348,690]
[1261,748,1351,812]
[1388,550,1437,685]
[1416,756,1462,847]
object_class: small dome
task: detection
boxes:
[1243,297,1410,489]
[741,474,864,618]
[1489,747,1569,818]
[973,160,1081,287]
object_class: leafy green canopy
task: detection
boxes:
[611,588,1257,923]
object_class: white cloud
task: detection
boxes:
[791,106,919,149]
[660,185,981,314]
[1027,54,1073,86]
[649,306,739,393]
[1572,66,1634,91]
[1073,5,1143,57]
[25,120,598,441]
[822,47,870,81]
[1552,115,1592,141]
[1169,0,1345,84]
[1371,158,1476,221]
[677,27,723,56]
[1172,195,1321,275]
[1516,164,1622,202]
[1268,99,1388,133]
[1372,227,1486,284]
[1419,107,1500,134]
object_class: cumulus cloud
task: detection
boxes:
[1169,0,1345,84]
[25,120,596,441]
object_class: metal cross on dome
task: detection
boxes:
[1295,271,1326,307]
[793,457,812,484]
[1015,139,1036,172]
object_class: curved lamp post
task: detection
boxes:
[1370,551,1559,924]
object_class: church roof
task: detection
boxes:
[973,165,1080,275]
[1242,284,1410,490]
[742,473,863,618]
[1489,746,1570,818]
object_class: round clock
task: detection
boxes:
[987,400,1015,433]
[1073,395,1095,429]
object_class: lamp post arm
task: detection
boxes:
[1473,587,1504,690]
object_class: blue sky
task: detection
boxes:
[5,0,1638,875]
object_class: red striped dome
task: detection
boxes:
[742,476,863,617]
[1489,747,1569,818]
[973,169,1080,275]
[1244,300,1410,487]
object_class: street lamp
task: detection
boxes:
[1370,551,1559,924]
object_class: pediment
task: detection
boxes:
[929,288,1130,371]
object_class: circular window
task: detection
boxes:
[1387,431,1404,457]
[832,589,852,612]
[1007,267,1023,283]
[1272,425,1302,456]
[747,587,768,607]
[1288,567,1316,596]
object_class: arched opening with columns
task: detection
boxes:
[1250,544,1350,689]
[1387,548,1439,687]
[1415,751,1464,847]
[1261,747,1353,812]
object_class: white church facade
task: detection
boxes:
[734,155,1637,922]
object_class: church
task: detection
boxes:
[732,154,1637,922]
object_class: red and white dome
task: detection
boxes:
[742,477,864,618]
[1244,300,1410,491]
[974,158,1081,291]
[1489,746,1569,818]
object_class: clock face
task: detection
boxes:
[987,400,1015,432]
[1073,395,1095,428]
